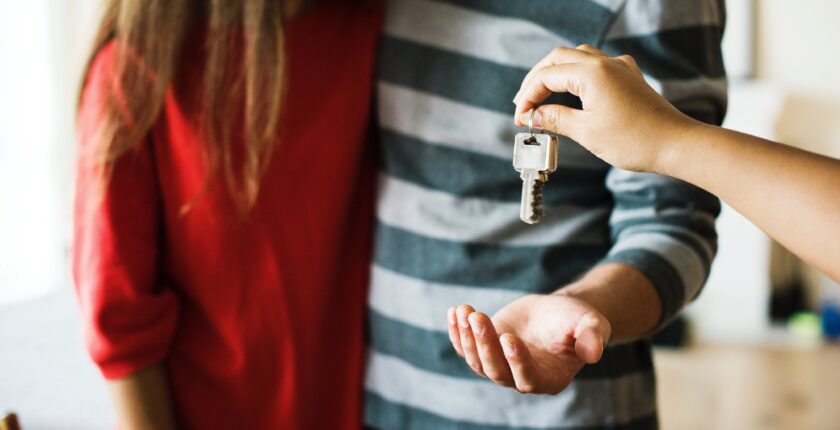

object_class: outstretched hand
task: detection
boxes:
[447,294,610,395]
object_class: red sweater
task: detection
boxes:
[72,4,380,429]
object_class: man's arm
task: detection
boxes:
[447,0,727,394]
[594,0,726,329]
[554,263,660,340]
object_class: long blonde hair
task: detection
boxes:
[81,0,289,210]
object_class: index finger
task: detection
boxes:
[447,306,464,357]
[515,47,604,101]
[514,62,593,123]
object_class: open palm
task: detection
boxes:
[448,294,611,394]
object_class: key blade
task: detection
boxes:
[519,170,545,224]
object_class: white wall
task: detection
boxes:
[757,0,840,157]
[0,1,100,305]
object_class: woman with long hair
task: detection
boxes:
[73,0,380,428]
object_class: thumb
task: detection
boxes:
[517,105,582,138]
[573,311,611,364]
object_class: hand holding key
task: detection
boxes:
[512,44,697,174]
[513,110,558,224]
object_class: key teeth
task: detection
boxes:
[529,180,546,222]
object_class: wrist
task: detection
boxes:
[550,281,609,318]
[651,116,706,178]
[552,263,662,341]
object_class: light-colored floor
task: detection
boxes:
[655,342,840,430]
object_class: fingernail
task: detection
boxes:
[469,318,484,336]
[457,308,470,329]
[533,110,543,128]
[447,307,456,326]
[517,110,542,128]
[501,336,516,357]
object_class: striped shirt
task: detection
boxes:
[366,0,727,429]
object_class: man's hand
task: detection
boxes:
[447,294,610,395]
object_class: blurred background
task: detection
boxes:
[1,0,839,428]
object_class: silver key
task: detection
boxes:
[513,132,558,224]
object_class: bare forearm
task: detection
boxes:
[108,364,176,430]
[554,263,662,342]
[664,123,840,282]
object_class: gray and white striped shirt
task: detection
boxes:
[366,0,727,428]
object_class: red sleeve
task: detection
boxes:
[72,43,179,380]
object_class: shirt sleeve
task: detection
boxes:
[596,0,727,327]
[72,43,179,380]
